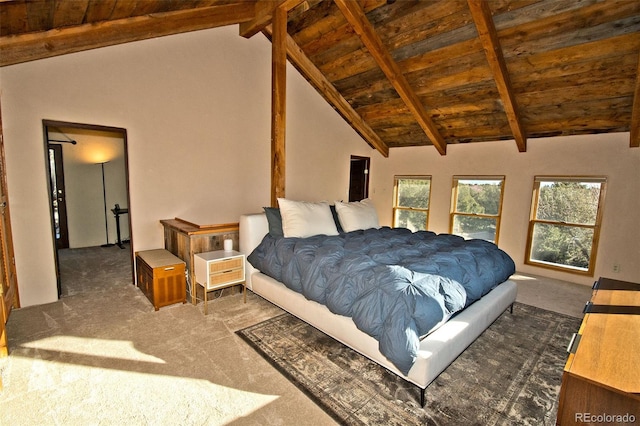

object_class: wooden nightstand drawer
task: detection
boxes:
[209,269,244,287]
[209,257,243,274]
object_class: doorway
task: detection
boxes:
[43,120,133,298]
[348,156,370,202]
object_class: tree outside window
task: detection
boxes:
[450,176,505,244]
[526,177,606,275]
[393,176,431,231]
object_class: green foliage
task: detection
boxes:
[456,182,501,215]
[395,209,427,232]
[536,182,600,225]
[531,181,602,270]
[395,178,430,231]
[531,224,593,269]
[454,181,502,241]
[397,179,430,209]
[395,177,603,271]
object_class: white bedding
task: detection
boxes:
[239,212,517,401]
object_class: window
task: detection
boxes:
[450,176,505,243]
[393,176,431,231]
[526,176,606,275]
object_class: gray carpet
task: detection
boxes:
[237,303,581,426]
[1,245,589,425]
[57,244,133,297]
[0,245,328,425]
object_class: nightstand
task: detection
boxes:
[194,250,245,315]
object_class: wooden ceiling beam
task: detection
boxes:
[0,3,255,67]
[271,6,288,207]
[333,0,447,155]
[263,25,389,157]
[239,0,305,39]
[631,53,640,148]
[468,0,527,152]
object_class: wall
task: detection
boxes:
[286,60,375,202]
[0,25,372,307]
[369,134,640,286]
[1,24,637,306]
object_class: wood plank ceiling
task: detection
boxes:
[1,0,639,156]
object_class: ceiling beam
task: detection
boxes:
[239,0,305,39]
[468,0,527,152]
[271,6,288,207]
[263,26,389,157]
[631,53,640,148]
[333,0,447,155]
[0,3,255,67]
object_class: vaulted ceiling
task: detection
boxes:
[1,0,639,156]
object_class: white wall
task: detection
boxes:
[1,25,638,306]
[0,25,372,307]
[286,61,375,202]
[369,135,640,286]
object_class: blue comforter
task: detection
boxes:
[248,227,515,374]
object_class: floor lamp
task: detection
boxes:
[98,161,114,247]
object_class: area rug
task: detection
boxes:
[236,302,581,426]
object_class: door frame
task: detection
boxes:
[1,106,20,360]
[348,155,370,202]
[47,144,70,249]
[42,119,134,297]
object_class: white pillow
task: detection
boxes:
[277,198,339,238]
[334,199,380,232]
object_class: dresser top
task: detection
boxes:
[567,288,640,394]
[195,250,243,262]
[160,218,239,235]
[136,249,185,268]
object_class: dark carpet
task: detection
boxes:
[236,302,581,426]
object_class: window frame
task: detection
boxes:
[392,175,431,231]
[525,176,607,276]
[449,175,505,244]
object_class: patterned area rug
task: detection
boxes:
[236,302,581,426]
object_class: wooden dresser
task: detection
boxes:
[161,218,239,304]
[556,277,640,425]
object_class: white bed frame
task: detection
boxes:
[240,212,517,405]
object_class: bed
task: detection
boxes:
[239,201,517,406]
